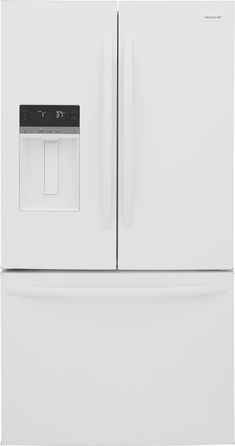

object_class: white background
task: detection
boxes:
[0,0,234,445]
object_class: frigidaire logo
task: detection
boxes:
[204,15,222,20]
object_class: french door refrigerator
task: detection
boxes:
[1,1,234,445]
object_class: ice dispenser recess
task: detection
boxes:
[19,105,80,211]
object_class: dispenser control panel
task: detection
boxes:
[19,104,80,211]
[20,105,80,133]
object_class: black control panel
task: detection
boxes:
[20,105,80,128]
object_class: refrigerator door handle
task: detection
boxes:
[101,41,114,230]
[122,39,134,229]
[7,285,226,299]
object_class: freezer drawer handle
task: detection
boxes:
[102,41,114,230]
[7,285,226,299]
[122,39,134,229]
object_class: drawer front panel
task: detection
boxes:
[2,271,234,445]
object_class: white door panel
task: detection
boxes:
[2,271,233,445]
[2,1,117,269]
[119,1,233,270]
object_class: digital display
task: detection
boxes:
[20,105,80,127]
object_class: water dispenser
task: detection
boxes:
[19,105,80,211]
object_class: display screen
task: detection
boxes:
[20,105,80,127]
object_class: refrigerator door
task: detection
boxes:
[2,271,233,445]
[118,1,233,270]
[2,1,117,269]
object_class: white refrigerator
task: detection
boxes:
[1,1,234,445]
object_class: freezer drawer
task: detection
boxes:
[2,272,234,445]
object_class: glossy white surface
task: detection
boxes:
[2,271,234,445]
[2,0,117,269]
[119,1,234,270]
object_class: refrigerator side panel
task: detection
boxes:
[2,0,117,269]
[119,1,234,270]
[2,271,234,445]
[1,2,7,269]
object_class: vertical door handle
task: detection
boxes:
[102,41,114,229]
[122,40,134,228]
